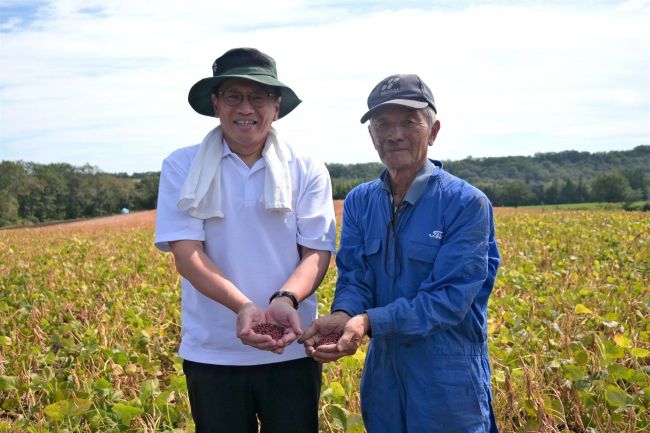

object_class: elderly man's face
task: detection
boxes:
[369,106,440,173]
[211,78,280,162]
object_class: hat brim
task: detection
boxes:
[360,99,430,123]
[188,74,301,119]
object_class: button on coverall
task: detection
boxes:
[332,160,500,433]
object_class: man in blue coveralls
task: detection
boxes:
[301,74,501,432]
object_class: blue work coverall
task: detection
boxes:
[332,159,500,433]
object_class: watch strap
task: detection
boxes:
[269,290,299,309]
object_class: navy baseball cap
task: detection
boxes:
[360,74,436,123]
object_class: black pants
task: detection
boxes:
[183,357,322,433]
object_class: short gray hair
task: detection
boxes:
[423,107,437,127]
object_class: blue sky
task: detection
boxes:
[1,0,649,174]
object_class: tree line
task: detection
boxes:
[0,161,159,227]
[446,145,649,207]
[328,145,649,206]
[1,145,648,226]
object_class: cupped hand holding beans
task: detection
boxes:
[236,302,282,351]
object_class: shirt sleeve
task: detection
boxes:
[366,192,500,338]
[295,160,337,254]
[330,189,375,316]
[154,152,205,252]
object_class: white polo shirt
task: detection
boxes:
[155,138,336,366]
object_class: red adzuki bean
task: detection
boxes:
[315,330,344,348]
[252,323,285,340]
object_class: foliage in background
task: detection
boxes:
[2,146,649,226]
[0,161,159,227]
[445,145,650,185]
[1,208,648,432]
[450,146,649,207]
[326,146,650,203]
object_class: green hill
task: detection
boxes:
[327,145,649,206]
[1,146,648,226]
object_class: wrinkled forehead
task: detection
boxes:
[370,104,426,121]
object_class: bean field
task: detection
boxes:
[1,206,648,432]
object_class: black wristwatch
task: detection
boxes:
[269,291,299,309]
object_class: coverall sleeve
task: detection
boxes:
[366,193,497,338]
[330,191,375,316]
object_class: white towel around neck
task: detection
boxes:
[177,125,292,219]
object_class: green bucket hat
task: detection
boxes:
[188,47,301,119]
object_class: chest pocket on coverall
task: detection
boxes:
[362,237,381,287]
[403,239,442,297]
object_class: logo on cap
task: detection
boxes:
[380,77,400,95]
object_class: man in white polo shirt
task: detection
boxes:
[155,47,336,433]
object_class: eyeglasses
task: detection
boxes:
[217,90,277,107]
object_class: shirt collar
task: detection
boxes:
[381,159,441,206]
[222,137,266,172]
[222,137,234,159]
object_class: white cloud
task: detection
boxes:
[1,0,649,173]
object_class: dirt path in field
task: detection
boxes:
[4,201,344,232]
[334,199,343,223]
[58,210,157,228]
[1,210,156,232]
